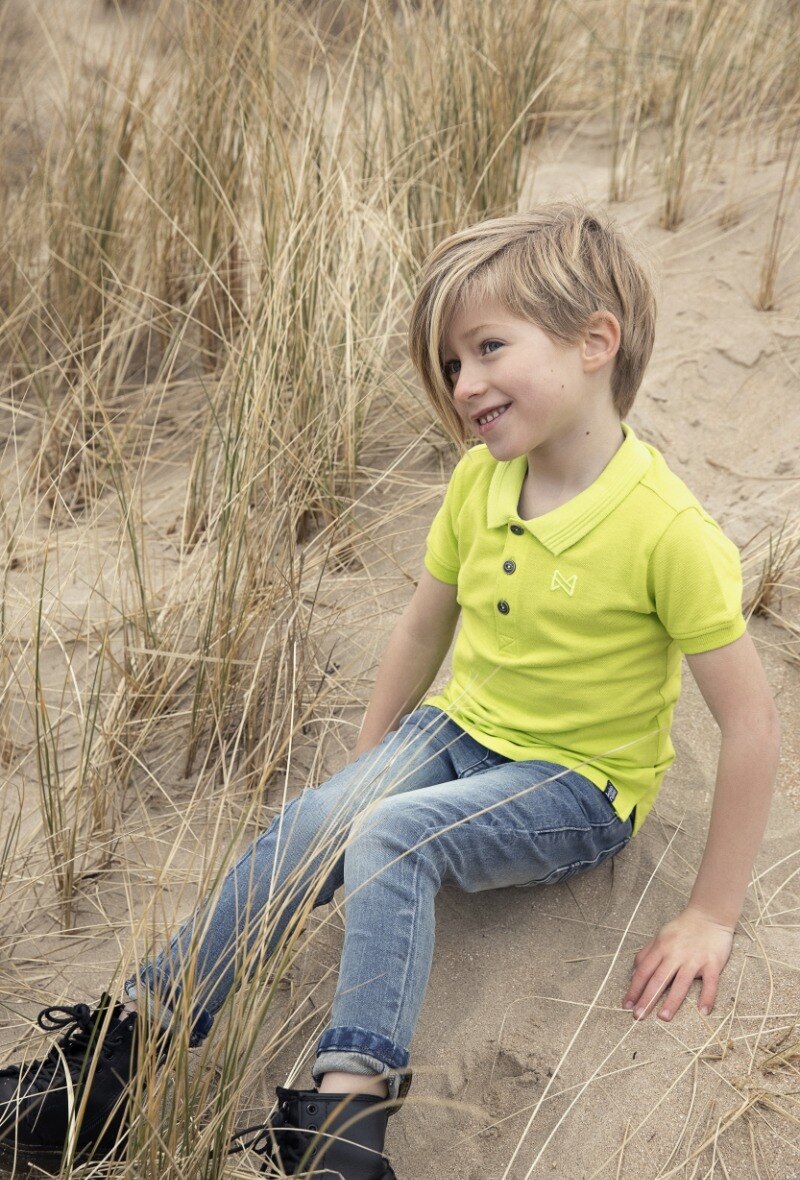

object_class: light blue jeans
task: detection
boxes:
[124,706,633,1102]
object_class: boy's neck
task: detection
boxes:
[522,419,626,503]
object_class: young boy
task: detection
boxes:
[0,203,781,1177]
[406,203,780,1028]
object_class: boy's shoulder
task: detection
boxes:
[637,440,721,526]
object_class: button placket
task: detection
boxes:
[495,524,522,650]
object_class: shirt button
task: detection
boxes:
[509,524,524,535]
[497,600,510,615]
[503,560,516,574]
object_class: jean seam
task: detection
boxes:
[388,847,426,1047]
[459,749,495,778]
[530,823,595,836]
[583,817,625,832]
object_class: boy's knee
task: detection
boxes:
[349,797,432,859]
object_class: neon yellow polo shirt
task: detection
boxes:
[422,421,747,837]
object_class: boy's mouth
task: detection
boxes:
[473,403,511,427]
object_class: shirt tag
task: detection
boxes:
[603,780,618,803]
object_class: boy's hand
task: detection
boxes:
[622,905,735,1022]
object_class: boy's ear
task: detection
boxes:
[581,311,621,373]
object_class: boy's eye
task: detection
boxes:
[442,340,502,384]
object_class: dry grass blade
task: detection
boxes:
[756,116,800,311]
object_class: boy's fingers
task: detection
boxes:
[622,975,652,1009]
[623,952,663,1007]
[629,964,718,1021]
[655,967,697,1020]
[630,989,662,1019]
[697,971,720,1016]
[628,967,677,1019]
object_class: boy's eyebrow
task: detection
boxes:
[443,322,503,351]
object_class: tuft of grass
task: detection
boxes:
[756,118,800,311]
[31,573,110,926]
[356,0,563,273]
[743,516,800,622]
[608,0,655,205]
[740,518,800,668]
[659,0,750,231]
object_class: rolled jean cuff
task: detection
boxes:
[313,1026,410,1104]
[124,967,214,1048]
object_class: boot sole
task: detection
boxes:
[0,1119,127,1174]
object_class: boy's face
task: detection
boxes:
[441,296,619,477]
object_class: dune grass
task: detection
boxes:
[0,0,799,1175]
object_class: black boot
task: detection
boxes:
[230,1082,407,1178]
[0,992,165,1172]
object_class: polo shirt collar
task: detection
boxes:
[486,421,652,555]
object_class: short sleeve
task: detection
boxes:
[648,508,748,654]
[422,458,465,585]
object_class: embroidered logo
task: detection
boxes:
[550,570,577,596]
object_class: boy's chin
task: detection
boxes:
[481,436,526,461]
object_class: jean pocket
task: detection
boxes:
[520,832,631,887]
[448,720,511,778]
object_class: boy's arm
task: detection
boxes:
[351,568,461,759]
[622,632,781,1022]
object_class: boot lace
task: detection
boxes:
[229,1111,317,1173]
[0,996,126,1095]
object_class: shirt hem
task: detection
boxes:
[423,550,459,584]
[421,696,650,833]
[677,614,747,654]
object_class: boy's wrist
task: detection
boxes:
[684,899,737,934]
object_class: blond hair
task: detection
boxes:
[407,201,658,446]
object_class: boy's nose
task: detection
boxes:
[451,362,488,406]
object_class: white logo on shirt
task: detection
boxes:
[551,570,577,596]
